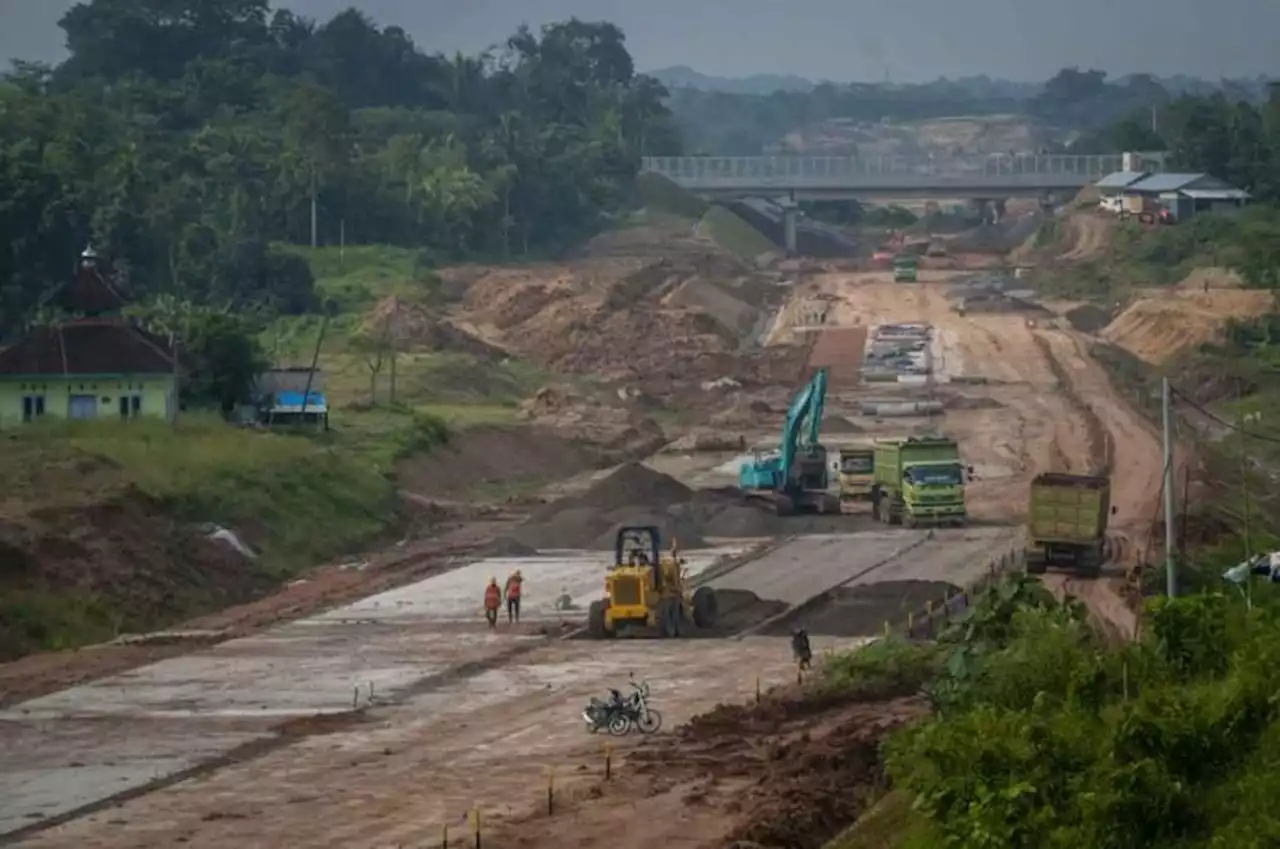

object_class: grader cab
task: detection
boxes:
[586,526,718,638]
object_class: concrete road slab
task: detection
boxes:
[709,531,926,605]
[14,635,876,849]
[0,545,748,840]
[311,546,752,625]
[708,526,1023,606]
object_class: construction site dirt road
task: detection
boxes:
[1,261,1166,848]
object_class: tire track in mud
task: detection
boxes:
[1033,332,1113,474]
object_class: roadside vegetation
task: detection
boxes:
[822,573,1280,849]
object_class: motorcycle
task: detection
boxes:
[582,688,631,735]
[581,680,663,735]
[622,679,662,734]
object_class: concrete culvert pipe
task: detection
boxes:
[859,401,944,416]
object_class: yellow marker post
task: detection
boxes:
[441,823,448,849]
[547,769,555,815]
[884,619,890,637]
[604,744,613,781]
[755,676,761,704]
[907,611,914,636]
[470,809,481,849]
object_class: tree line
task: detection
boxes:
[0,1,681,337]
[667,66,1276,157]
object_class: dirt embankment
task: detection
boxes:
[489,690,928,849]
[513,462,788,549]
[394,425,606,505]
[1099,272,1271,365]
[0,492,270,662]
[447,254,801,401]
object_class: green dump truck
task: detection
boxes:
[1024,473,1115,578]
[892,253,918,282]
[870,436,969,527]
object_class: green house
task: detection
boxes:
[0,247,177,427]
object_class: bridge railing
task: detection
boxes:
[641,154,1135,184]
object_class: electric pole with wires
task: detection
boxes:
[1162,377,1177,597]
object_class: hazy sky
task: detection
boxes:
[2,0,1277,83]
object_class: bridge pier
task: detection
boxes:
[782,202,798,256]
[969,199,1006,225]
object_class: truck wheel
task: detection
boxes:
[692,586,718,629]
[587,600,612,638]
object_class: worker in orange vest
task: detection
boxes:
[483,576,501,629]
[504,569,524,623]
[505,569,523,624]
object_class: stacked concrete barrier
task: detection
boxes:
[860,323,933,382]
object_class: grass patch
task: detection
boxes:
[824,791,939,849]
[276,244,442,314]
[0,591,120,655]
[633,171,709,219]
[3,415,424,573]
[819,637,943,700]
[700,206,777,261]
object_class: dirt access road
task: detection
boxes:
[776,272,1162,632]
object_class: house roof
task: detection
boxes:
[53,253,128,315]
[1126,172,1209,193]
[1095,170,1148,189]
[1180,187,1251,201]
[0,320,174,376]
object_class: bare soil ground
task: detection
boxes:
[485,692,928,849]
[12,638,893,849]
[1100,270,1271,365]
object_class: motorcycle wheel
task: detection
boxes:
[607,713,631,736]
[636,709,662,734]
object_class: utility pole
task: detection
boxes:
[1239,380,1252,561]
[1162,377,1177,597]
[310,169,318,249]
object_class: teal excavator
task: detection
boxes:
[738,368,840,516]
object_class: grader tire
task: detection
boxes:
[587,600,612,639]
[692,586,718,629]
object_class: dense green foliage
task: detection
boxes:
[0,0,680,338]
[849,575,1280,849]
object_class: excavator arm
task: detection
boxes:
[775,368,828,490]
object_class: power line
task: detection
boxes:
[1169,385,1280,445]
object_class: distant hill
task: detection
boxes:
[646,65,815,94]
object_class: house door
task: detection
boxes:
[68,394,98,420]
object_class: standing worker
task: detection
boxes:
[483,576,501,629]
[505,569,523,624]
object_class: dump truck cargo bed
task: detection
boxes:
[1025,473,1112,577]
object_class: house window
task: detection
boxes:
[118,395,142,419]
[21,395,46,423]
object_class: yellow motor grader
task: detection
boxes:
[586,526,719,638]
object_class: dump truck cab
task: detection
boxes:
[1024,473,1117,578]
[837,446,876,501]
[892,254,918,282]
[871,436,969,527]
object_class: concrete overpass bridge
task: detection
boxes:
[641,154,1147,201]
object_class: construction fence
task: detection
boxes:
[893,545,1026,641]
